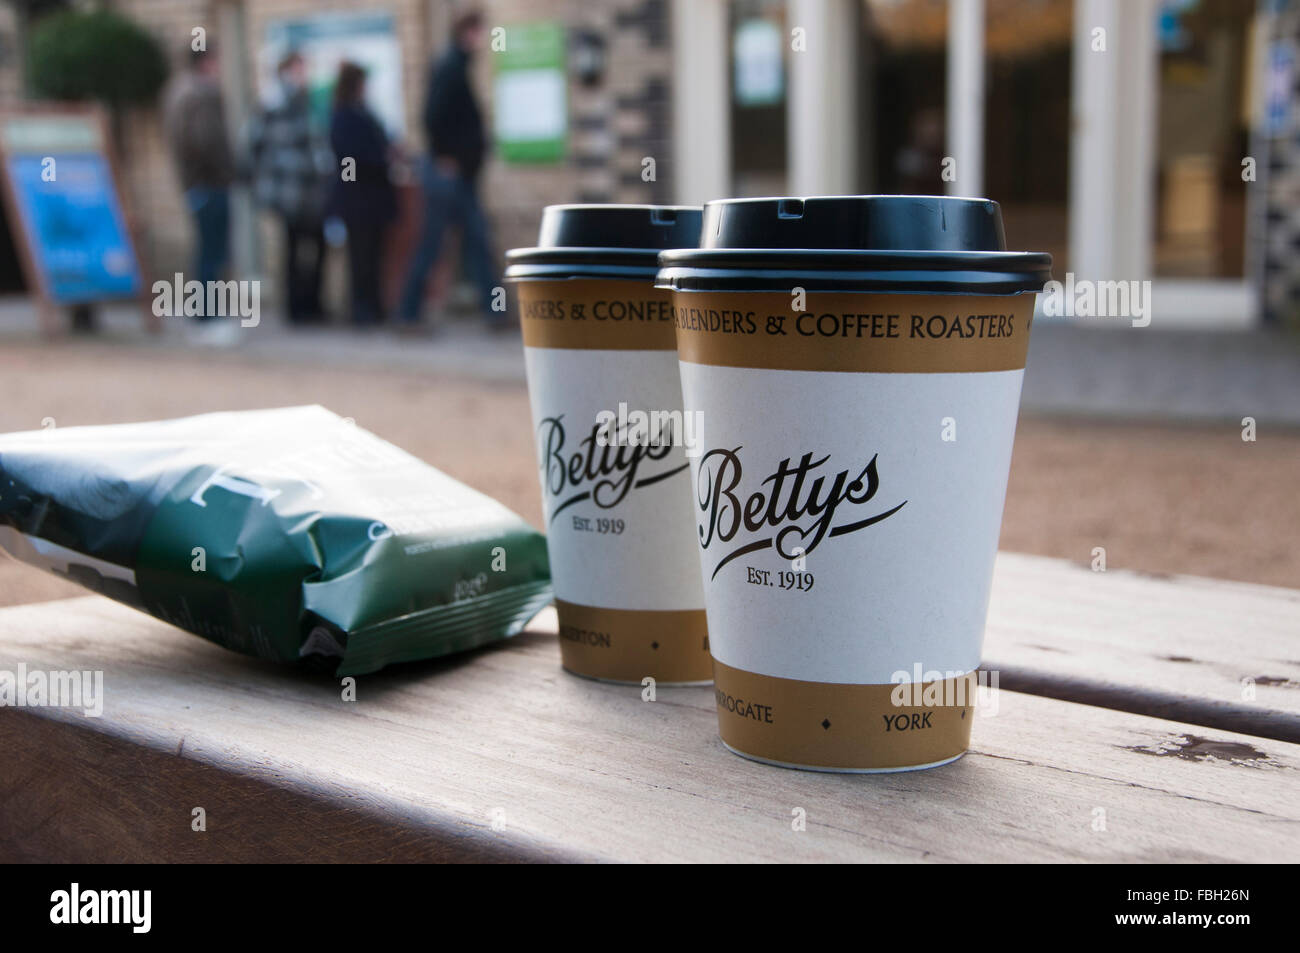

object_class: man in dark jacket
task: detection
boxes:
[397,9,503,329]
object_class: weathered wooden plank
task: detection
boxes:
[527,550,1300,741]
[0,710,573,863]
[982,553,1300,741]
[1,595,1297,862]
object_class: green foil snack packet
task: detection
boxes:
[0,406,552,675]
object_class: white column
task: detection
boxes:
[1069,0,1118,281]
[787,0,858,195]
[1069,0,1256,326]
[671,0,730,205]
[1114,0,1157,279]
[945,0,984,197]
[1070,0,1157,282]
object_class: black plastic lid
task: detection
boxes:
[505,204,703,280]
[656,195,1051,294]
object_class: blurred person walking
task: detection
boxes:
[245,52,330,326]
[162,44,236,339]
[327,62,396,327]
[397,9,505,331]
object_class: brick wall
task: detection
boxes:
[478,0,675,253]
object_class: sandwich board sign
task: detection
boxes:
[0,107,144,332]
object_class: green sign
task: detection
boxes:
[493,22,567,164]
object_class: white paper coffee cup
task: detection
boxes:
[658,196,1051,769]
[507,205,711,684]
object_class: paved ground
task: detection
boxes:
[1,302,1297,606]
[1022,321,1300,427]
[3,300,1300,426]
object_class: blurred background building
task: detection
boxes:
[0,0,1295,328]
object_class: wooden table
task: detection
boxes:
[1,553,1297,863]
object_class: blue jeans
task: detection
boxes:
[186,187,230,321]
[398,158,499,323]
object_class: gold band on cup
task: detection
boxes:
[518,279,679,351]
[556,599,712,684]
[673,292,1034,373]
[712,659,977,772]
